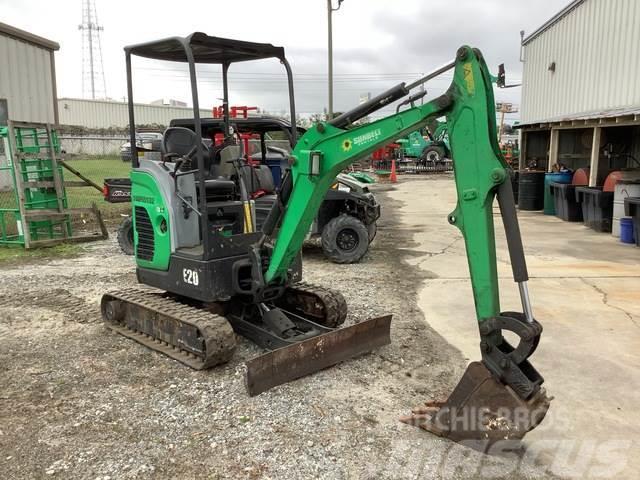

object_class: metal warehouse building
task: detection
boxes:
[518,0,640,186]
[0,23,59,192]
[58,97,212,129]
[0,22,59,125]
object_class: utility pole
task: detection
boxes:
[327,0,344,120]
[79,0,106,99]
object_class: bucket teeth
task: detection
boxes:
[401,362,551,446]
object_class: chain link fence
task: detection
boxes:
[60,135,127,158]
[0,139,20,238]
[54,136,295,226]
[372,157,454,174]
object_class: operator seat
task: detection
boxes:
[162,127,235,201]
[242,164,276,197]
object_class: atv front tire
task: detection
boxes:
[117,216,134,256]
[321,214,370,264]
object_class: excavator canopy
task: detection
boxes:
[124,32,286,63]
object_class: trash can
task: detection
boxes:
[263,155,289,188]
[550,182,583,221]
[620,217,635,244]
[612,181,640,237]
[624,197,640,247]
[518,171,545,211]
[575,186,614,232]
[544,172,572,215]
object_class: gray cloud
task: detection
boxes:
[1,0,572,122]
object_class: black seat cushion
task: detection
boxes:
[242,164,276,196]
[255,165,275,193]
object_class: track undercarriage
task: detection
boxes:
[101,282,391,395]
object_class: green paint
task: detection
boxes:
[266,46,510,325]
[131,170,171,270]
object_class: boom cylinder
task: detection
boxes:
[329,83,409,129]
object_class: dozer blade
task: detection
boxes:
[400,362,551,446]
[245,315,392,396]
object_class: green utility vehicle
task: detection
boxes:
[397,120,450,165]
[102,33,550,444]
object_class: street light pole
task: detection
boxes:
[327,0,344,120]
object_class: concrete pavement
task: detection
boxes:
[389,176,640,479]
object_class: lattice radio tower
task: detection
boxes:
[78,0,106,99]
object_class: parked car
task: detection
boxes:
[120,132,163,162]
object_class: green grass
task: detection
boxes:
[0,157,131,243]
[64,157,131,218]
[0,242,82,265]
[65,156,131,182]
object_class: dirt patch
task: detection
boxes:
[0,184,554,479]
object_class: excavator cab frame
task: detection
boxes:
[124,32,298,254]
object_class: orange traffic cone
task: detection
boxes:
[390,158,398,183]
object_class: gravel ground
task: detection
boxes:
[0,181,559,479]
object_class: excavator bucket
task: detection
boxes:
[245,315,392,396]
[400,362,551,446]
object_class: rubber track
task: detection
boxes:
[276,282,348,328]
[102,289,236,369]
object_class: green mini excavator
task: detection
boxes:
[102,33,550,445]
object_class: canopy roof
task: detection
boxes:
[170,116,305,137]
[124,32,285,64]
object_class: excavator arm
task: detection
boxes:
[260,46,550,444]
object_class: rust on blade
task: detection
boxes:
[245,315,392,396]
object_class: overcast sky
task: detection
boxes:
[2,0,572,122]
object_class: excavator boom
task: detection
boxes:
[257,46,550,445]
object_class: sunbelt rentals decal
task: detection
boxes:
[341,128,382,152]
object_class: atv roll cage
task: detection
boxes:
[124,32,298,253]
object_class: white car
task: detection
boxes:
[120,132,163,162]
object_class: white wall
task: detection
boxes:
[58,98,212,129]
[0,34,56,124]
[521,0,640,123]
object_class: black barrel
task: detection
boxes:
[518,171,545,210]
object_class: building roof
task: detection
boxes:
[516,106,640,128]
[522,0,585,45]
[0,21,59,51]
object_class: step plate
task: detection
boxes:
[245,315,392,396]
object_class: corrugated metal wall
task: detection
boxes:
[521,0,640,123]
[0,35,55,124]
[58,98,213,128]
